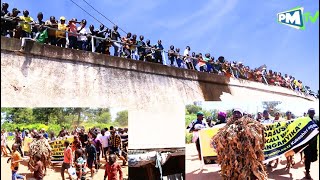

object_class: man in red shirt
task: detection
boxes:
[61,140,72,180]
[104,154,123,180]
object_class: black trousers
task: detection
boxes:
[305,158,311,173]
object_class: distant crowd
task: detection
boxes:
[1,2,318,98]
[1,125,127,180]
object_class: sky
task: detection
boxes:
[5,0,319,91]
[199,101,319,116]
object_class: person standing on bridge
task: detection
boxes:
[186,112,208,161]
[304,108,319,179]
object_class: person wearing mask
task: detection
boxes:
[186,112,208,161]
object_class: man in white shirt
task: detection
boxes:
[100,129,110,160]
[77,19,88,50]
[186,112,208,161]
[261,110,274,124]
[184,46,194,70]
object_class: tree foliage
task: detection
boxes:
[262,101,282,116]
[186,104,202,114]
[115,110,128,126]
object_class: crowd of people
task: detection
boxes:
[1,125,128,180]
[187,108,318,179]
[1,2,318,98]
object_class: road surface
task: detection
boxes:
[186,143,319,180]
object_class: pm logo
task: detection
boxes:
[277,7,319,30]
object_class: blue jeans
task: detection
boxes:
[12,170,24,180]
[177,58,183,68]
[112,42,121,56]
[77,40,88,51]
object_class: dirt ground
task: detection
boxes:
[1,141,128,180]
[185,143,319,180]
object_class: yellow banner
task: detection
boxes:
[199,125,223,157]
[23,137,33,152]
[198,117,319,160]
[49,136,74,158]
[23,136,74,159]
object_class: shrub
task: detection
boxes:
[186,132,193,144]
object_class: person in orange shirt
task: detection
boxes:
[9,144,25,180]
[104,154,123,180]
[61,140,73,180]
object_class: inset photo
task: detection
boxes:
[185,101,319,180]
[128,147,185,180]
[1,107,128,180]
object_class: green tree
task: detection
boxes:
[1,108,34,123]
[115,110,128,126]
[262,101,282,116]
[186,104,202,114]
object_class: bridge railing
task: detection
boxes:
[1,16,317,99]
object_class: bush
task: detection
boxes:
[186,132,193,144]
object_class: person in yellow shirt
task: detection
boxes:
[56,16,68,48]
[9,144,25,180]
[19,10,34,38]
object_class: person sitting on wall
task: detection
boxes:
[16,24,48,54]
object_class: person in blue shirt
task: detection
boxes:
[154,40,164,64]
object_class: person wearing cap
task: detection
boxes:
[56,16,67,48]
[186,111,208,161]
[303,108,319,179]
[19,10,34,38]
[231,108,243,122]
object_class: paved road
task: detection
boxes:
[185,143,319,180]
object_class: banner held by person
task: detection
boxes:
[199,117,319,164]
[49,136,74,162]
